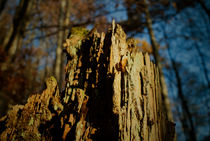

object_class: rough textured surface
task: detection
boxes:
[0,76,63,140]
[0,21,175,141]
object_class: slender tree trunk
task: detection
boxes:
[171,59,196,141]
[1,0,34,70]
[3,0,33,54]
[143,0,173,120]
[60,0,71,90]
[0,21,175,141]
[55,0,66,84]
[55,0,71,89]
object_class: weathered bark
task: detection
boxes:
[143,0,173,121]
[0,76,63,140]
[0,21,175,140]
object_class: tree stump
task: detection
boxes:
[0,21,175,141]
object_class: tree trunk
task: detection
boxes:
[60,0,71,90]
[54,0,66,86]
[3,0,33,53]
[1,0,34,70]
[143,0,173,121]
[55,0,71,89]
[0,21,175,141]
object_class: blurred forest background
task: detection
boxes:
[0,0,209,140]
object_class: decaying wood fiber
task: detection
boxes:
[0,21,175,141]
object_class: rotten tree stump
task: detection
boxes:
[0,21,175,141]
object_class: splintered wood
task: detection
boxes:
[0,21,175,141]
